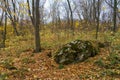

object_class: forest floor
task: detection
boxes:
[0,30,120,80]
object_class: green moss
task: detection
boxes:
[54,40,99,65]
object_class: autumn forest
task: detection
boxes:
[0,0,120,80]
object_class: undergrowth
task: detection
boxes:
[0,27,120,79]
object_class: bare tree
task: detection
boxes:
[2,8,7,47]
[67,0,74,35]
[0,0,7,48]
[93,0,96,22]
[2,0,19,36]
[27,0,41,52]
[113,0,117,32]
[62,2,70,30]
[96,0,100,39]
[4,0,19,36]
[105,0,120,32]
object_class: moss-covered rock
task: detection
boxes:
[54,40,99,65]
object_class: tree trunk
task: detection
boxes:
[93,0,96,22]
[67,0,74,35]
[0,12,4,26]
[27,0,41,53]
[113,0,117,32]
[34,25,41,52]
[96,0,100,39]
[2,12,7,47]
[34,0,41,52]
[11,0,19,36]
[12,22,19,36]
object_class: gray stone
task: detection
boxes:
[54,40,99,65]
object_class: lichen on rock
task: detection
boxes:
[54,40,99,65]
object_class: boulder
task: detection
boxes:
[54,40,99,65]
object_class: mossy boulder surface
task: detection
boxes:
[54,40,99,65]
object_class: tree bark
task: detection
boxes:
[12,22,19,36]
[34,0,41,52]
[2,12,7,47]
[96,0,100,39]
[93,0,96,22]
[113,0,117,32]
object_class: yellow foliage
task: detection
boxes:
[7,25,13,31]
[118,9,120,13]
[0,27,4,31]
[75,21,79,28]
[102,6,106,11]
